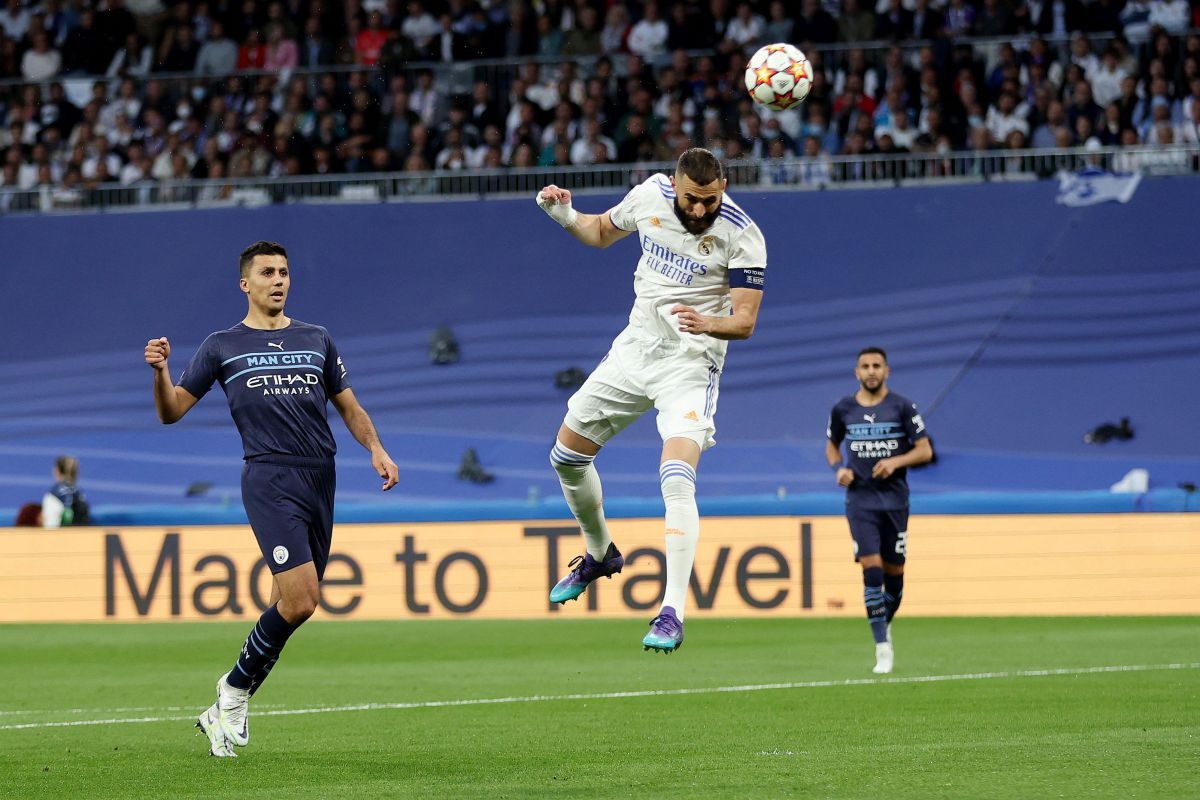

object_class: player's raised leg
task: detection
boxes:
[549,424,624,603]
[205,562,318,747]
[643,436,701,654]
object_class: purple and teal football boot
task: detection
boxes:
[642,606,684,653]
[549,542,624,604]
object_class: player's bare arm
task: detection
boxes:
[826,439,855,486]
[671,287,763,340]
[535,185,634,249]
[330,388,399,491]
[145,337,200,424]
[872,437,934,479]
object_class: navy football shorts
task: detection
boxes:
[846,507,909,565]
[241,455,336,579]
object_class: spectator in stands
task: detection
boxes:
[264,22,298,71]
[42,455,88,528]
[724,1,765,51]
[0,0,30,40]
[409,68,443,126]
[763,1,794,44]
[628,1,668,59]
[1143,102,1176,142]
[1119,0,1153,38]
[600,4,630,54]
[21,30,62,81]
[562,4,601,56]
[1096,101,1124,145]
[356,11,389,66]
[876,0,913,40]
[107,30,152,78]
[974,0,1013,36]
[14,503,41,527]
[160,22,200,72]
[876,105,918,149]
[571,116,617,164]
[195,20,237,74]
[801,102,842,154]
[839,0,876,42]
[1066,79,1103,132]
[402,0,440,53]
[1179,99,1200,144]
[910,0,944,39]
[793,0,836,43]
[237,28,267,70]
[1090,48,1128,109]
[298,16,334,67]
[1031,99,1067,147]
[1087,0,1124,33]
[943,0,975,36]
[834,73,877,139]
[1149,0,1191,33]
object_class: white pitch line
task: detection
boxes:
[1,662,1196,732]
[0,703,291,717]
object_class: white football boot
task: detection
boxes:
[873,641,895,674]
[195,703,237,758]
[216,672,251,747]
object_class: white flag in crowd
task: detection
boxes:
[1055,167,1143,207]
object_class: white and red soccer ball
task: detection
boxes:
[744,43,813,111]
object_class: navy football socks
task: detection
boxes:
[225,604,298,693]
[863,567,889,644]
[884,572,904,624]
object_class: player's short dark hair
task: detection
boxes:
[239,240,288,277]
[858,347,888,363]
[675,147,724,186]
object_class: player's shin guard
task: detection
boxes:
[863,567,889,644]
[660,460,699,620]
[884,572,904,624]
[550,440,612,560]
[225,604,298,692]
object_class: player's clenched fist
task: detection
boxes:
[145,337,171,370]
[535,185,578,228]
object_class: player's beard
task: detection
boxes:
[673,197,720,235]
[860,378,884,395]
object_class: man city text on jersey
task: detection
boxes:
[179,320,350,460]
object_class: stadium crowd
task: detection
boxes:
[0,0,1198,199]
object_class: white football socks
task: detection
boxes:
[659,459,699,620]
[550,440,611,560]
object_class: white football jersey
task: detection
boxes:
[608,173,767,364]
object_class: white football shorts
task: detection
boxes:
[564,328,721,451]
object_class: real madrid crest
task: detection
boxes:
[698,236,714,256]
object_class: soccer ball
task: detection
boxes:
[744,43,812,111]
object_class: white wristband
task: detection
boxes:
[536,192,578,228]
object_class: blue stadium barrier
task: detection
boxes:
[1,175,1197,516]
[58,487,1200,527]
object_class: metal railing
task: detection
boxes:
[2,145,1195,215]
[3,26,1193,98]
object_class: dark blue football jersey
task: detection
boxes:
[827,391,928,510]
[178,320,350,460]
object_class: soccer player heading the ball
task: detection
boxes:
[536,148,767,653]
[144,240,399,757]
[826,347,933,674]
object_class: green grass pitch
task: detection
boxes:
[1,616,1197,798]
